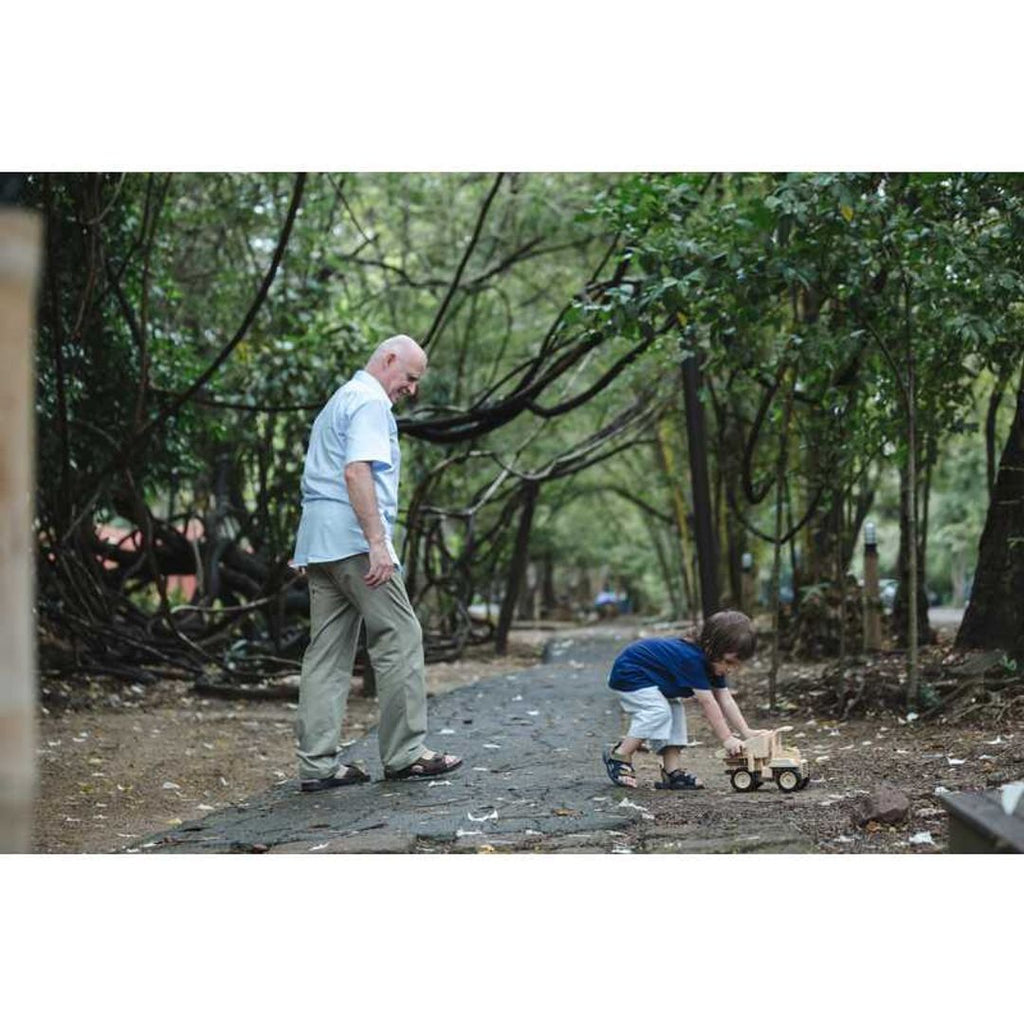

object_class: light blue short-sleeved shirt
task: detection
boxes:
[291,370,401,567]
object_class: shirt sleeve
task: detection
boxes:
[343,397,393,467]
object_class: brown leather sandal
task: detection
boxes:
[384,752,463,780]
[300,763,371,792]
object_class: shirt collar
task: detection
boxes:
[353,369,392,408]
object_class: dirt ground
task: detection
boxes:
[32,623,1024,854]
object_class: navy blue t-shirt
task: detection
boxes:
[609,637,727,698]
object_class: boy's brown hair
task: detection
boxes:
[697,609,756,662]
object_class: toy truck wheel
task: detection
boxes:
[730,769,755,792]
[776,768,801,793]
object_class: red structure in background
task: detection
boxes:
[95,519,204,601]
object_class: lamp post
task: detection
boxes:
[741,551,756,615]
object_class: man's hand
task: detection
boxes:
[723,736,745,757]
[363,538,395,588]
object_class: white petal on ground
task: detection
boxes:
[947,757,966,766]
[617,797,655,821]
[162,781,181,790]
[439,728,455,734]
[456,829,483,838]
[428,780,451,787]
[468,809,499,822]
[909,831,935,845]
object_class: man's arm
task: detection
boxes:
[692,689,744,755]
[343,461,394,587]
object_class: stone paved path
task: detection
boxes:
[137,627,813,854]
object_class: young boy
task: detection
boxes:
[603,610,760,790]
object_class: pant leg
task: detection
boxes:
[336,556,429,773]
[617,687,673,748]
[666,698,689,747]
[295,562,363,780]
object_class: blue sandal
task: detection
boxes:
[655,768,704,790]
[603,745,637,787]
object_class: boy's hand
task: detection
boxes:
[723,736,745,756]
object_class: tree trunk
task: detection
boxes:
[682,352,720,619]
[768,377,795,712]
[540,552,556,619]
[904,287,920,709]
[956,368,1024,660]
[654,416,696,616]
[495,482,538,655]
[0,208,43,852]
[893,460,930,646]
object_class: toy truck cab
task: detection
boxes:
[724,726,809,793]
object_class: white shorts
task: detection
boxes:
[615,686,689,753]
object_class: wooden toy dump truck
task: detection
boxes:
[724,726,810,793]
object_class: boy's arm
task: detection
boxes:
[713,687,765,739]
[692,690,744,755]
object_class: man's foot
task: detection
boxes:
[602,744,637,788]
[300,763,371,792]
[384,751,463,780]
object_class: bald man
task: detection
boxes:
[292,335,462,789]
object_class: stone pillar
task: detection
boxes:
[863,521,882,652]
[0,208,43,852]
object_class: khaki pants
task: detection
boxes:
[296,555,428,780]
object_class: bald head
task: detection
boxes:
[365,334,427,404]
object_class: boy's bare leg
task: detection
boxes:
[660,745,683,774]
[609,736,642,787]
[613,736,643,759]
